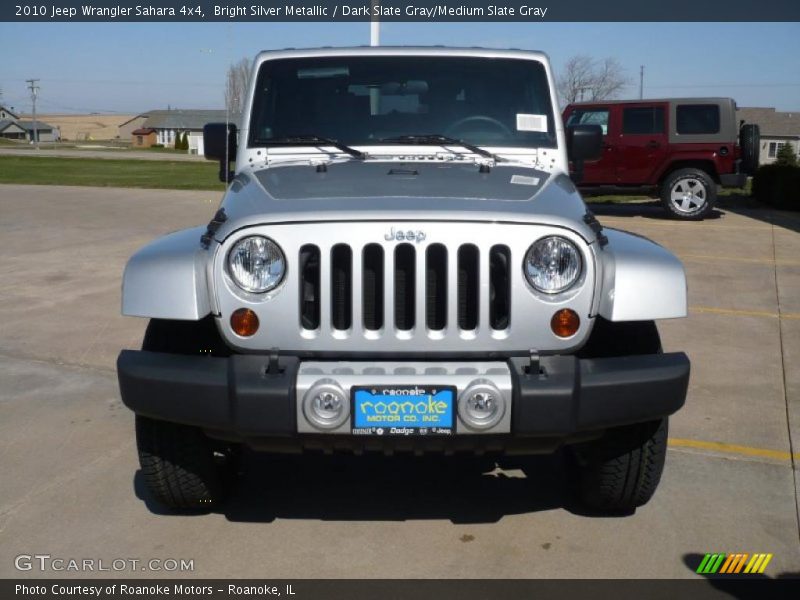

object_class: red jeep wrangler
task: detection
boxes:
[563,98,759,219]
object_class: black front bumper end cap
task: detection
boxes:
[510,352,690,436]
[117,350,299,436]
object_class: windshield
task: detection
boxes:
[249,55,557,149]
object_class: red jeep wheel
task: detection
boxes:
[660,168,716,220]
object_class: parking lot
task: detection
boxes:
[0,183,798,579]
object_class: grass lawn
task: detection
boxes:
[0,155,225,191]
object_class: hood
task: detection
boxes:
[213,160,597,242]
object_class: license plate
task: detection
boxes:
[351,385,456,436]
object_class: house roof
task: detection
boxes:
[142,109,237,131]
[119,113,149,127]
[16,120,55,132]
[131,128,155,135]
[737,107,800,138]
[0,105,20,120]
[0,119,25,132]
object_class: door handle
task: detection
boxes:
[647,140,661,149]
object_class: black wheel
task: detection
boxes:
[739,123,760,175]
[572,418,668,512]
[659,168,716,220]
[572,318,668,512]
[136,317,235,510]
[136,415,223,510]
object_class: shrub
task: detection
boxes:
[775,142,798,167]
[151,143,164,148]
[752,164,800,210]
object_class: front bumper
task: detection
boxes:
[117,351,689,453]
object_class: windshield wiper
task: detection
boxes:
[260,135,366,159]
[379,134,504,162]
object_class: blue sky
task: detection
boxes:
[1,22,798,114]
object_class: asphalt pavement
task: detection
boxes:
[0,184,798,579]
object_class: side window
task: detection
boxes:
[566,109,609,135]
[622,107,665,135]
[768,142,784,158]
[676,104,720,135]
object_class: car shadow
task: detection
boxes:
[134,451,627,523]
[588,193,800,234]
[587,199,725,221]
[714,194,800,235]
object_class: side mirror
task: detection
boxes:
[566,124,603,184]
[203,122,238,183]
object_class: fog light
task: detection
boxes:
[303,379,349,430]
[458,380,505,430]
[230,308,259,337]
[551,308,580,338]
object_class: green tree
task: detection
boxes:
[775,142,798,167]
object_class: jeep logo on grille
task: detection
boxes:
[384,227,426,243]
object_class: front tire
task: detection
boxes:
[136,318,233,511]
[136,415,223,511]
[572,319,669,512]
[572,418,669,513]
[660,168,716,220]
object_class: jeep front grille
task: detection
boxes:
[213,222,596,354]
[298,242,511,336]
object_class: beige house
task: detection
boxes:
[131,128,157,148]
[737,107,800,165]
[119,113,150,139]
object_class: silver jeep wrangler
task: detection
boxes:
[117,47,690,513]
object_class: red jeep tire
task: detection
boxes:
[660,168,716,220]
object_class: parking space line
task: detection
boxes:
[689,306,800,320]
[668,438,798,462]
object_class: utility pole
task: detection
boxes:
[639,66,644,100]
[370,0,380,46]
[368,0,381,115]
[26,79,40,149]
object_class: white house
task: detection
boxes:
[737,107,800,165]
[138,109,238,156]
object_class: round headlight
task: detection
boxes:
[227,236,285,293]
[524,236,582,294]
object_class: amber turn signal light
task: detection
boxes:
[551,309,580,338]
[230,308,259,337]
